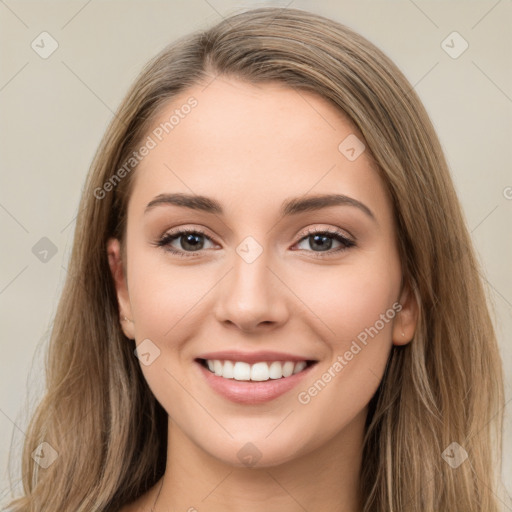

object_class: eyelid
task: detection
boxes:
[159,224,354,243]
[297,225,355,242]
[155,224,356,258]
[293,226,356,257]
[155,226,218,251]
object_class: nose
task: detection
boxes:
[214,247,289,333]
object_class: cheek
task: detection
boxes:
[293,256,401,429]
[125,248,205,420]
[292,258,401,348]
[126,245,212,339]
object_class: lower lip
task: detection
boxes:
[196,361,316,405]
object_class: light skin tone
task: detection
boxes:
[109,77,418,512]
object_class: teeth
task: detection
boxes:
[222,360,234,378]
[204,359,310,381]
[282,361,294,377]
[293,361,307,374]
[269,361,282,379]
[250,362,268,381]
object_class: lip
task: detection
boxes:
[196,350,315,364]
[195,358,317,405]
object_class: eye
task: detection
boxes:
[154,228,217,258]
[154,226,356,259]
[293,227,355,257]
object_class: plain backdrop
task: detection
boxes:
[1,0,511,507]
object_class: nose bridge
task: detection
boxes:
[214,234,288,331]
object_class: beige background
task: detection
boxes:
[0,0,511,507]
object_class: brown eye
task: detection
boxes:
[294,228,355,256]
[155,228,216,258]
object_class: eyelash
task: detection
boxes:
[154,226,356,259]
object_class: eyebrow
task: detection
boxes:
[145,192,376,222]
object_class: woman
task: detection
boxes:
[5,7,505,512]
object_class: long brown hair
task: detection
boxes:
[6,7,505,511]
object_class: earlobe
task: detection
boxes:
[107,238,135,340]
[392,282,419,346]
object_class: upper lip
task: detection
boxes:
[196,350,317,364]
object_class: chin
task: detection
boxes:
[198,431,314,469]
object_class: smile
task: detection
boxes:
[195,357,318,404]
[199,358,315,381]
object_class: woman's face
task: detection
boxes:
[108,77,417,468]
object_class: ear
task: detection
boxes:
[392,281,419,346]
[107,237,135,340]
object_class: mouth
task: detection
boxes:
[194,357,318,404]
[195,358,317,381]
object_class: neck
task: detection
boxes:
[153,410,366,512]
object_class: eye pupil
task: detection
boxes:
[182,233,203,251]
[310,234,332,252]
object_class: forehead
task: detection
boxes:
[127,77,393,229]
[154,77,362,164]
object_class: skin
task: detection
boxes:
[109,77,418,512]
